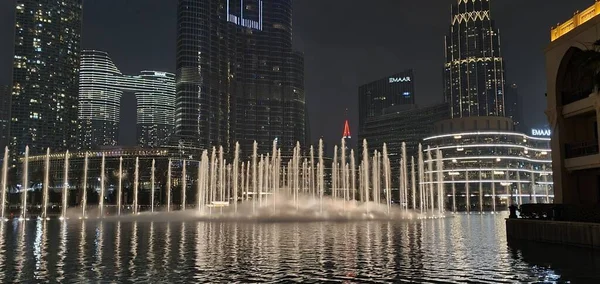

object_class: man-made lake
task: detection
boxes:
[0,213,598,282]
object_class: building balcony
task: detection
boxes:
[565,140,599,159]
[565,140,600,171]
[562,93,595,118]
[562,90,593,106]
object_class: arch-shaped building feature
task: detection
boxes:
[78,50,175,149]
[546,5,600,204]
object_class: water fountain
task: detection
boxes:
[0,138,479,221]
[61,150,69,220]
[166,158,172,212]
[21,146,29,220]
[99,154,106,217]
[181,159,186,211]
[1,147,8,220]
[81,152,89,218]
[151,159,155,212]
[42,148,50,220]
[133,157,139,214]
[117,157,123,216]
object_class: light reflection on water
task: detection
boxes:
[0,214,598,282]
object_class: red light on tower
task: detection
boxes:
[343,119,351,139]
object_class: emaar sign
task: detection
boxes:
[389,77,411,83]
[531,129,551,137]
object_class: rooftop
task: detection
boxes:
[551,2,600,42]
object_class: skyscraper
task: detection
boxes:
[444,0,506,118]
[0,85,10,151]
[358,70,415,135]
[175,0,306,156]
[360,103,450,177]
[505,83,522,130]
[78,50,175,149]
[10,0,83,157]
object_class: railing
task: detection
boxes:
[519,204,600,223]
[565,140,599,159]
[561,90,592,106]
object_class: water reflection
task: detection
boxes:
[0,215,597,282]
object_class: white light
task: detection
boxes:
[449,171,460,176]
[457,147,464,151]
[493,171,504,175]
[424,144,551,153]
[424,131,551,141]
[388,77,411,83]
[425,156,551,164]
[454,135,462,139]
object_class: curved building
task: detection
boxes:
[423,117,553,212]
[444,0,506,118]
[78,50,175,149]
[175,0,306,156]
[78,50,123,148]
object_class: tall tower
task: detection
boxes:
[444,0,506,118]
[358,70,415,135]
[78,50,175,149]
[10,0,83,156]
[175,0,305,156]
[0,85,10,152]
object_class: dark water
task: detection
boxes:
[0,214,598,283]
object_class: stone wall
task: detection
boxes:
[507,219,600,249]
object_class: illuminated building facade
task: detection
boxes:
[78,50,175,149]
[175,0,306,156]
[0,85,9,152]
[423,117,553,212]
[444,0,506,118]
[545,2,600,204]
[10,0,83,157]
[358,70,415,135]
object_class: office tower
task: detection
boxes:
[0,85,9,151]
[505,83,522,130]
[78,50,175,149]
[360,103,450,175]
[175,0,306,156]
[358,70,415,134]
[10,0,83,156]
[444,0,506,118]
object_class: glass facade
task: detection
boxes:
[0,85,10,152]
[444,0,506,118]
[10,0,83,157]
[78,50,176,149]
[358,70,415,134]
[175,0,305,157]
[360,104,450,176]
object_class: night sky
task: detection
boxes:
[0,0,594,149]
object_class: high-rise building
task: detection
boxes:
[175,0,306,156]
[505,83,522,130]
[360,103,450,175]
[358,70,415,134]
[78,50,176,149]
[444,0,506,118]
[0,85,10,152]
[10,0,83,157]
